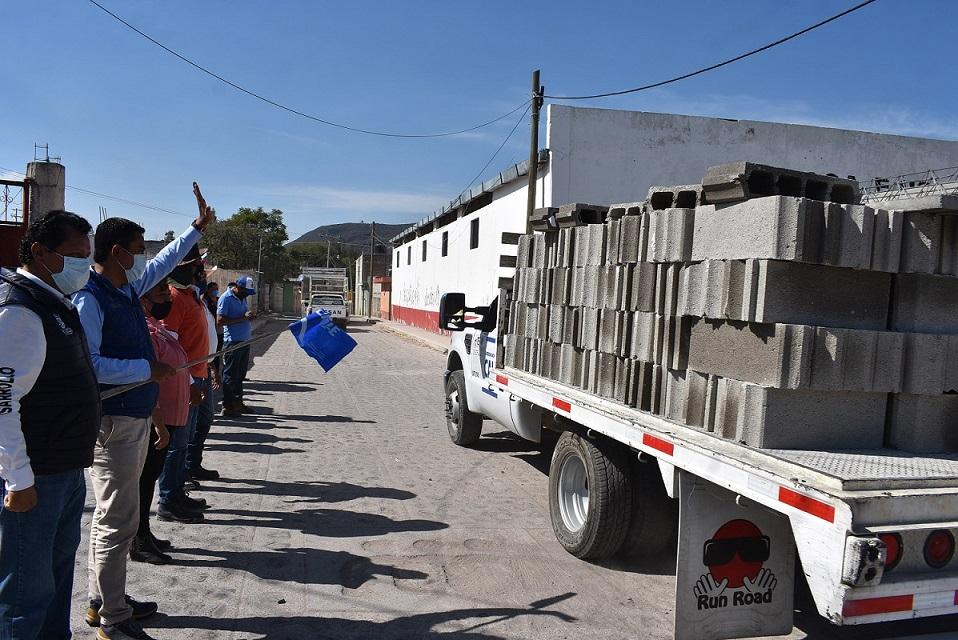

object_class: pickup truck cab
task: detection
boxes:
[306,293,348,328]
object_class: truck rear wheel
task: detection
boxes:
[549,432,632,560]
[445,370,482,446]
[620,457,678,559]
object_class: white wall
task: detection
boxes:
[547,105,958,206]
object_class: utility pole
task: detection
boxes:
[525,69,544,233]
[366,221,375,321]
[325,238,331,268]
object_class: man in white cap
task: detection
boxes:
[216,276,255,418]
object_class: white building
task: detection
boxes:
[391,105,958,333]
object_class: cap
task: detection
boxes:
[236,275,256,293]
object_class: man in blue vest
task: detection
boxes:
[0,210,99,640]
[73,183,214,640]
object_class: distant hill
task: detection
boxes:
[289,222,411,247]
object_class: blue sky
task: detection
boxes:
[2,0,956,240]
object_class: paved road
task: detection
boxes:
[69,321,954,639]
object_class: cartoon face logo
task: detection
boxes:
[702,519,770,588]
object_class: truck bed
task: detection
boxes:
[499,367,958,500]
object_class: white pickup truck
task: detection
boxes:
[306,293,348,328]
[440,292,958,640]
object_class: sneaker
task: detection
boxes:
[86,596,158,627]
[130,535,172,565]
[148,533,172,551]
[177,492,208,510]
[96,618,156,640]
[188,466,220,481]
[157,501,204,524]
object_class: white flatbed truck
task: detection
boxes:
[438,293,958,640]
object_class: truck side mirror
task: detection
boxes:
[439,292,466,331]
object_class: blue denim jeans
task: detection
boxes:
[222,343,250,405]
[187,376,214,472]
[158,384,204,505]
[0,469,85,640]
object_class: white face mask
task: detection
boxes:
[121,248,148,283]
[43,252,91,295]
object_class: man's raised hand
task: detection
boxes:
[193,181,215,231]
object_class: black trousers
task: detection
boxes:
[222,343,250,405]
[137,424,180,536]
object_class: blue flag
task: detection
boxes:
[287,311,357,372]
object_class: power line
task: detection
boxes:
[544,0,879,100]
[87,0,530,139]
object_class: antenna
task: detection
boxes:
[33,143,61,164]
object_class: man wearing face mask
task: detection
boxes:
[217,277,255,418]
[154,246,210,522]
[72,183,214,640]
[0,211,99,640]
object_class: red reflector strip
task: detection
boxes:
[843,594,913,618]
[954,590,958,606]
[779,487,835,523]
[552,397,571,412]
[495,374,508,386]
[642,433,674,456]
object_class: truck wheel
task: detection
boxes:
[620,458,678,559]
[445,371,482,446]
[549,432,632,560]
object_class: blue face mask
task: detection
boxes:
[43,251,91,295]
[120,248,147,283]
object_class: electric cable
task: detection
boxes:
[544,0,879,100]
[87,0,531,139]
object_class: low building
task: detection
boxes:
[353,250,390,316]
[391,104,958,334]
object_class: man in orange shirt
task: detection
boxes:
[155,246,210,522]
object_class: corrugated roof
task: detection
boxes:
[390,149,550,244]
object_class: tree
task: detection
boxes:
[203,207,297,282]
[162,230,175,243]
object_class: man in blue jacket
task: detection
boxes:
[73,183,214,640]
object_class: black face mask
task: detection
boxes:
[150,300,173,320]
[234,288,249,299]
[169,264,195,286]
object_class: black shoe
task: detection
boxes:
[189,466,220,481]
[96,618,156,640]
[86,595,158,627]
[177,492,208,510]
[184,478,201,490]
[130,535,172,565]
[157,501,204,523]
[148,532,172,551]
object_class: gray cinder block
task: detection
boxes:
[596,352,617,399]
[598,309,621,354]
[550,267,569,306]
[581,307,601,351]
[532,232,547,269]
[586,224,607,266]
[530,207,558,232]
[889,395,958,453]
[891,272,958,333]
[557,228,576,268]
[648,208,694,263]
[570,267,585,307]
[648,184,702,211]
[548,305,565,344]
[613,357,631,404]
[630,311,656,362]
[556,202,608,228]
[583,265,601,308]
[901,333,958,395]
[563,306,580,347]
[619,212,650,264]
[516,234,533,269]
[630,262,656,312]
[605,218,621,265]
[701,161,859,206]
[680,259,892,331]
[654,263,683,317]
[664,370,689,424]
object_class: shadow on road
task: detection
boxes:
[204,506,448,538]
[200,478,415,503]
[206,431,313,445]
[204,442,307,455]
[244,380,320,393]
[149,593,578,639]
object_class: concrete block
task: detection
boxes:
[586,224,607,266]
[630,311,656,362]
[598,309,621,354]
[581,307,601,351]
[822,203,875,270]
[548,305,564,344]
[901,333,958,395]
[741,385,886,449]
[701,161,859,206]
[583,265,601,308]
[596,265,614,310]
[550,267,569,306]
[630,262,656,312]
[532,233,547,269]
[558,228,576,268]
[648,184,702,211]
[613,357,631,404]
[517,234,533,269]
[509,301,525,336]
[606,218,621,265]
[650,364,665,415]
[537,268,553,305]
[570,267,585,307]
[530,207,558,232]
[648,208,694,263]
[681,259,891,330]
[559,344,583,387]
[889,395,958,454]
[684,370,714,429]
[582,350,596,391]
[654,263,683,317]
[520,268,540,304]
[521,304,538,339]
[535,303,549,338]
[691,196,826,264]
[712,377,746,440]
[617,265,633,311]
[900,211,938,274]
[891,272,958,333]
[619,212,650,264]
[563,306,580,347]
[597,352,617,399]
[665,369,689,424]
[556,202,608,228]
[632,360,656,411]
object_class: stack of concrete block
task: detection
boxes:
[504,161,958,454]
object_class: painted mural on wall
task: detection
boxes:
[399,280,443,310]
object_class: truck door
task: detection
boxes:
[465,329,516,430]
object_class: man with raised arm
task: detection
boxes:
[73,183,214,640]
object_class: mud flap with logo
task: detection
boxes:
[674,471,795,640]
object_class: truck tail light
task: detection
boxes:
[878,533,903,571]
[923,530,955,569]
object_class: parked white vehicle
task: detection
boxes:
[306,293,348,328]
[440,292,958,640]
